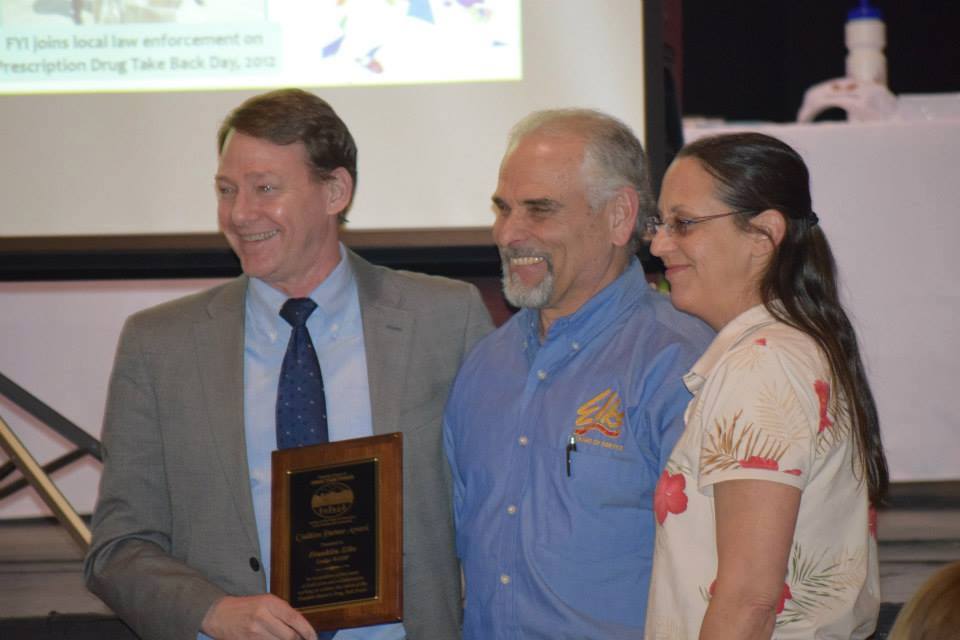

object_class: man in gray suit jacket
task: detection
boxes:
[84,89,493,640]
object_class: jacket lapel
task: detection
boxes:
[350,251,413,436]
[192,276,261,552]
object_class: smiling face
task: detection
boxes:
[215,131,351,297]
[651,156,768,330]
[492,132,634,334]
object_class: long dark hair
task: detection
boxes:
[678,132,889,504]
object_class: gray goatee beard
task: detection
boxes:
[500,249,554,309]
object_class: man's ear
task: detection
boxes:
[750,209,786,257]
[325,167,354,217]
[607,187,640,248]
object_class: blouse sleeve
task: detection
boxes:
[693,334,833,496]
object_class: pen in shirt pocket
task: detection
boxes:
[565,435,577,477]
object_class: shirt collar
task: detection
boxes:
[521,257,647,353]
[683,303,777,393]
[246,242,357,339]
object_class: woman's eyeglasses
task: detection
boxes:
[642,210,755,239]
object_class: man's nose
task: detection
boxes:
[493,212,528,247]
[228,189,257,225]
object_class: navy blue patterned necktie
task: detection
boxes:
[277,298,329,449]
[277,299,337,639]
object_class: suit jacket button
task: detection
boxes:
[249,557,261,572]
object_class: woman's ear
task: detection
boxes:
[750,209,786,256]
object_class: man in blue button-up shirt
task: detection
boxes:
[443,109,713,639]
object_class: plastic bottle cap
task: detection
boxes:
[848,0,882,21]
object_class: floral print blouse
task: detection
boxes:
[645,305,880,639]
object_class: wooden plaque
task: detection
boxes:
[271,433,402,631]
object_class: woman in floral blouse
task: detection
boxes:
[643,132,888,639]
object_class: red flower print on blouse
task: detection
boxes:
[777,583,793,614]
[869,505,878,539]
[739,455,779,471]
[814,379,834,433]
[654,470,688,525]
[709,580,792,614]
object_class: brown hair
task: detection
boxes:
[218,88,357,222]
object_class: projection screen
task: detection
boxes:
[0,0,649,244]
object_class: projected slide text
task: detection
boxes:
[0,0,520,94]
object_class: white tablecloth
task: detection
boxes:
[684,119,960,481]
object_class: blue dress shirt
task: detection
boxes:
[443,259,713,639]
[238,244,404,640]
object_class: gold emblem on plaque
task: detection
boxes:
[311,482,355,519]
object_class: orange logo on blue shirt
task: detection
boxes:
[574,388,623,438]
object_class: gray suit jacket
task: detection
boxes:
[85,250,493,640]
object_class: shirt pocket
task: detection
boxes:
[533,438,654,560]
[529,439,654,626]
[569,441,648,507]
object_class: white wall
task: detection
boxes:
[0,279,224,518]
